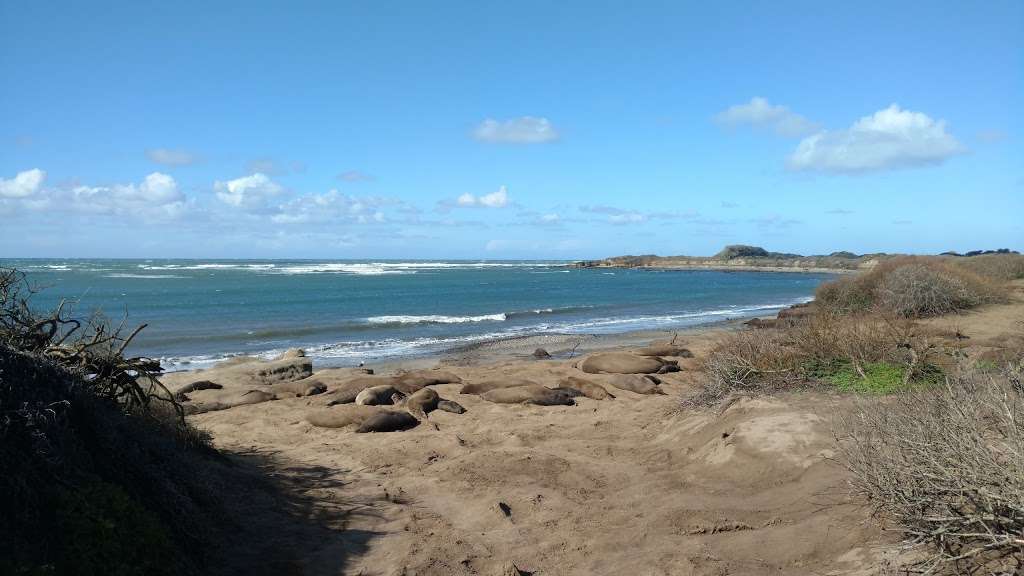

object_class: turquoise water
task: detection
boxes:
[3,259,832,370]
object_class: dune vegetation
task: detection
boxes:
[694,252,1024,574]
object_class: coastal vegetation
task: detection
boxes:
[692,252,1024,574]
[575,244,1022,275]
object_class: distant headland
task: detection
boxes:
[572,245,1020,273]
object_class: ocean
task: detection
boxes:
[3,259,832,370]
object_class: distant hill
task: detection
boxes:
[572,245,889,272]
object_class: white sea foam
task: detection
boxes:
[158,297,815,371]
[134,261,567,276]
[366,313,507,324]
[274,263,413,275]
[106,273,187,279]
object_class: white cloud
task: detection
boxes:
[452,186,509,208]
[479,185,508,207]
[787,104,965,173]
[609,212,646,224]
[540,213,560,222]
[214,173,283,209]
[271,189,395,224]
[715,97,819,137]
[579,204,647,224]
[473,117,559,143]
[146,148,198,166]
[69,172,186,218]
[0,168,46,198]
[337,170,374,182]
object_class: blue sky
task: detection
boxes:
[1,1,1020,259]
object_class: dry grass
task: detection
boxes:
[835,360,1024,574]
[691,312,944,406]
[950,253,1024,282]
[816,257,1009,318]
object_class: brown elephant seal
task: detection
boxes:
[532,348,552,359]
[170,379,223,400]
[355,385,404,406]
[436,399,467,414]
[578,352,665,374]
[269,379,327,398]
[558,376,615,400]
[356,410,419,433]
[326,376,399,405]
[604,374,665,395]
[460,378,537,395]
[634,344,693,358]
[405,387,440,419]
[305,405,385,428]
[481,385,576,406]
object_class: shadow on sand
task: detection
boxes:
[203,448,384,576]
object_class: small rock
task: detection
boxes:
[497,501,512,518]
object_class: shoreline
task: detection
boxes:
[571,264,855,274]
[164,311,781,374]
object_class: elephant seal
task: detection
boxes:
[578,352,665,374]
[170,379,223,400]
[604,374,665,395]
[356,410,419,433]
[558,376,615,400]
[481,385,576,406]
[305,405,384,428]
[355,385,404,406]
[405,387,440,419]
[460,378,537,395]
[436,399,467,414]
[532,348,552,359]
[269,379,327,398]
[634,344,693,358]
[327,376,399,405]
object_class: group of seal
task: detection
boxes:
[308,370,469,432]
[305,342,693,431]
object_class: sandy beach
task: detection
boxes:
[151,272,1024,575]
[162,316,894,575]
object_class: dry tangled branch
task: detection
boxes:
[835,361,1024,574]
[0,268,180,423]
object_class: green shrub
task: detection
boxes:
[825,361,942,394]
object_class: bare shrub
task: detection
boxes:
[692,312,945,406]
[697,329,802,403]
[816,257,1008,318]
[0,268,179,422]
[880,263,989,317]
[951,253,1024,281]
[692,309,946,403]
[815,275,877,314]
[836,361,1024,574]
